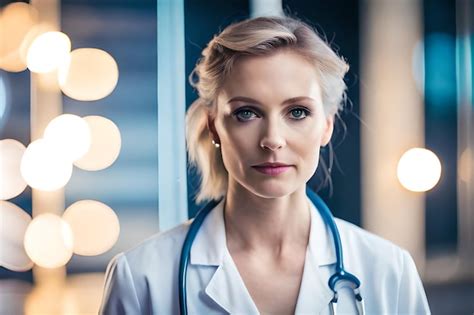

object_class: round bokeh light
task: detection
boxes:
[0,139,27,200]
[26,31,71,73]
[43,114,91,162]
[0,2,38,72]
[74,116,121,171]
[63,200,120,256]
[0,201,33,271]
[58,48,119,101]
[23,213,74,269]
[20,139,73,191]
[397,148,442,192]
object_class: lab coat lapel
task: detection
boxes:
[189,198,259,314]
[204,252,259,314]
[294,197,336,314]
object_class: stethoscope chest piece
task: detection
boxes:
[329,271,365,315]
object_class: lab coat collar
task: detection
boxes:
[307,196,338,267]
[294,198,335,313]
[204,250,260,313]
[189,195,337,267]
[189,198,227,266]
[190,195,337,313]
[190,198,260,313]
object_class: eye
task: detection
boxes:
[233,108,259,122]
[289,107,310,120]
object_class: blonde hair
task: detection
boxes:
[186,16,349,204]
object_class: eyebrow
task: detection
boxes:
[227,96,316,105]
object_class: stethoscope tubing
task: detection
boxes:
[178,187,364,315]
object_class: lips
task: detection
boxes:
[252,162,292,175]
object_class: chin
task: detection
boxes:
[247,181,298,199]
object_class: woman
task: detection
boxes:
[100,16,431,314]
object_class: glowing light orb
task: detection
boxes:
[0,201,33,271]
[43,114,91,162]
[0,139,27,200]
[23,213,74,268]
[74,116,121,171]
[26,31,71,73]
[397,148,442,192]
[0,2,38,72]
[20,139,73,191]
[58,48,119,101]
[19,23,55,65]
[63,200,119,256]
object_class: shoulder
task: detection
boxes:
[334,218,411,273]
[120,220,193,271]
[104,220,193,286]
[100,222,193,314]
[335,218,401,252]
[333,219,430,313]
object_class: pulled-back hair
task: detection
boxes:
[186,16,349,204]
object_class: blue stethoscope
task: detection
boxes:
[179,187,366,315]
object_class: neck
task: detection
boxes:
[223,181,311,256]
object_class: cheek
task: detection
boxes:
[297,142,321,166]
[217,122,256,171]
[219,117,259,147]
[292,126,324,169]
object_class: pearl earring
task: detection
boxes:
[212,140,220,148]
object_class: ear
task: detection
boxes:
[207,115,220,142]
[321,115,334,147]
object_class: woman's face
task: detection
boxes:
[211,50,334,198]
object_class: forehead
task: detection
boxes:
[219,50,322,104]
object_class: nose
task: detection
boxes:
[259,119,286,151]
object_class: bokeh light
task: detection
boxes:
[26,31,71,73]
[58,48,119,101]
[0,139,27,200]
[63,200,119,256]
[20,139,73,191]
[43,114,91,162]
[397,148,442,192]
[0,201,33,271]
[19,23,54,65]
[23,213,74,269]
[74,116,121,171]
[0,2,38,72]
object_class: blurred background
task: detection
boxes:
[0,0,473,314]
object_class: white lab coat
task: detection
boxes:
[99,196,431,314]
